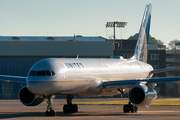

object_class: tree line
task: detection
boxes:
[128,33,179,50]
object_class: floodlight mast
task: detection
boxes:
[106,21,127,49]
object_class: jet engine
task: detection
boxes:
[18,86,45,106]
[128,82,157,106]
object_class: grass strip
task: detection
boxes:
[150,98,180,106]
[60,98,180,106]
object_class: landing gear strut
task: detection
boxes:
[63,95,78,113]
[117,88,138,113]
[123,101,138,113]
[45,95,56,116]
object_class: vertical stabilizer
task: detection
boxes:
[131,3,152,63]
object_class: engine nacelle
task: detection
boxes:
[128,82,157,106]
[18,86,45,106]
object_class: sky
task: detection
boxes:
[0,0,180,46]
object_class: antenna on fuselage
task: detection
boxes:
[76,54,79,59]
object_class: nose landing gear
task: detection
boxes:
[45,95,56,116]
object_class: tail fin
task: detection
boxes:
[131,3,152,63]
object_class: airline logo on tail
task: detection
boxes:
[132,3,152,63]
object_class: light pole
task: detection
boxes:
[106,21,127,49]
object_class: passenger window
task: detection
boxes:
[46,71,51,76]
[37,71,46,76]
[29,70,37,76]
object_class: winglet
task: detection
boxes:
[131,3,152,63]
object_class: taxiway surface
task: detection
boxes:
[0,98,180,120]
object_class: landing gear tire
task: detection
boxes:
[63,104,78,113]
[72,104,78,113]
[63,95,78,113]
[45,110,56,116]
[131,106,138,113]
[123,105,130,113]
[123,103,138,113]
[63,104,70,113]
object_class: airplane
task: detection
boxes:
[1,3,180,117]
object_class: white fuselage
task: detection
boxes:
[27,58,153,97]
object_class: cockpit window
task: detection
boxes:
[29,70,37,76]
[46,70,51,76]
[37,71,46,76]
[29,70,55,77]
[51,71,55,76]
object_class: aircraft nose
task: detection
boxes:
[27,70,56,95]
[27,69,57,94]
[27,75,57,95]
[26,58,58,95]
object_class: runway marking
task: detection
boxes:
[121,115,154,118]
[101,115,154,118]
[139,111,180,113]
[86,107,120,112]
[104,106,120,110]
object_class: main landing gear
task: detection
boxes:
[63,95,78,113]
[123,102,138,113]
[45,95,56,116]
[117,88,138,113]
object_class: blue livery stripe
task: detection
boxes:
[132,3,152,63]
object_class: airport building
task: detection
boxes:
[0,36,113,99]
[166,44,180,97]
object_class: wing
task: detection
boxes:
[0,75,27,83]
[102,76,180,91]
[102,66,180,91]
[150,66,180,74]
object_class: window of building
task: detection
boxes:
[115,42,119,49]
[152,65,159,70]
[166,64,175,68]
[166,54,175,58]
[148,54,159,60]
[123,54,132,58]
